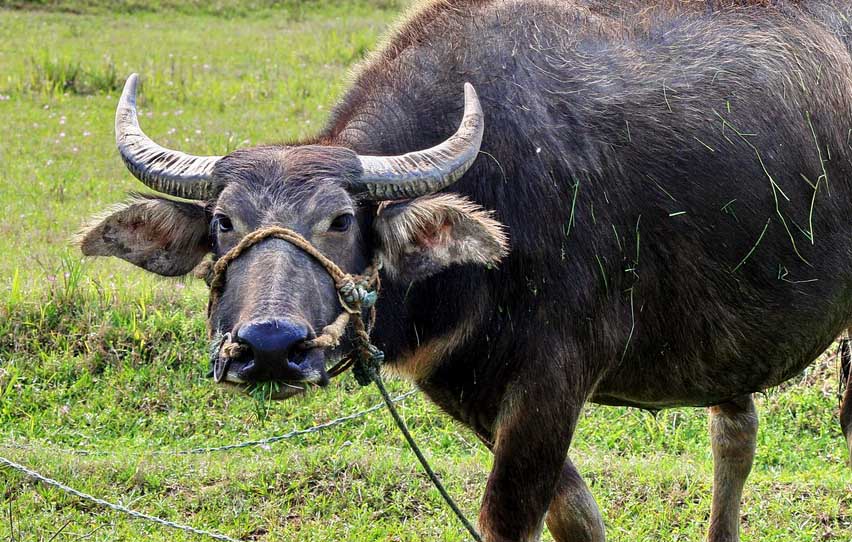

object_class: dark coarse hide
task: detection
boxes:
[80,1,852,540]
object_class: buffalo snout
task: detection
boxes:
[215,318,330,391]
[238,319,309,371]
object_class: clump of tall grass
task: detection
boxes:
[24,55,121,95]
[0,254,206,375]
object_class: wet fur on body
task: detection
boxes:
[79,1,852,541]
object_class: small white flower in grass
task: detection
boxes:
[59,116,66,125]
[195,129,202,135]
[82,131,91,137]
[59,132,65,138]
[0,94,10,101]
[59,404,70,416]
[167,127,176,135]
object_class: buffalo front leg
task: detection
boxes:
[707,394,758,542]
[479,385,582,541]
[545,457,606,542]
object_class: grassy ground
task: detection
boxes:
[0,2,850,541]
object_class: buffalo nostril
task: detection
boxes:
[236,319,310,377]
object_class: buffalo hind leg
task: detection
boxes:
[707,394,758,542]
[840,332,852,465]
[545,457,606,542]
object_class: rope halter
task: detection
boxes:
[199,225,383,386]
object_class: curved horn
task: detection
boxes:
[354,83,484,200]
[115,73,222,200]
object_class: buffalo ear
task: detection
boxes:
[77,195,210,276]
[374,193,509,282]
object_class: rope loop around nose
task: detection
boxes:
[199,225,382,384]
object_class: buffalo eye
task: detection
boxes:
[212,214,233,233]
[328,213,353,233]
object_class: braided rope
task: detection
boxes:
[369,372,483,542]
[208,227,347,291]
[0,455,244,542]
[203,226,380,359]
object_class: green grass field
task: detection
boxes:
[0,2,850,540]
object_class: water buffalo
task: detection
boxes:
[79,1,852,540]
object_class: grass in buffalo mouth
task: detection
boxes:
[248,381,282,422]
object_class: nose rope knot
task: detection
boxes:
[200,225,383,386]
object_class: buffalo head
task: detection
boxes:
[79,74,508,399]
